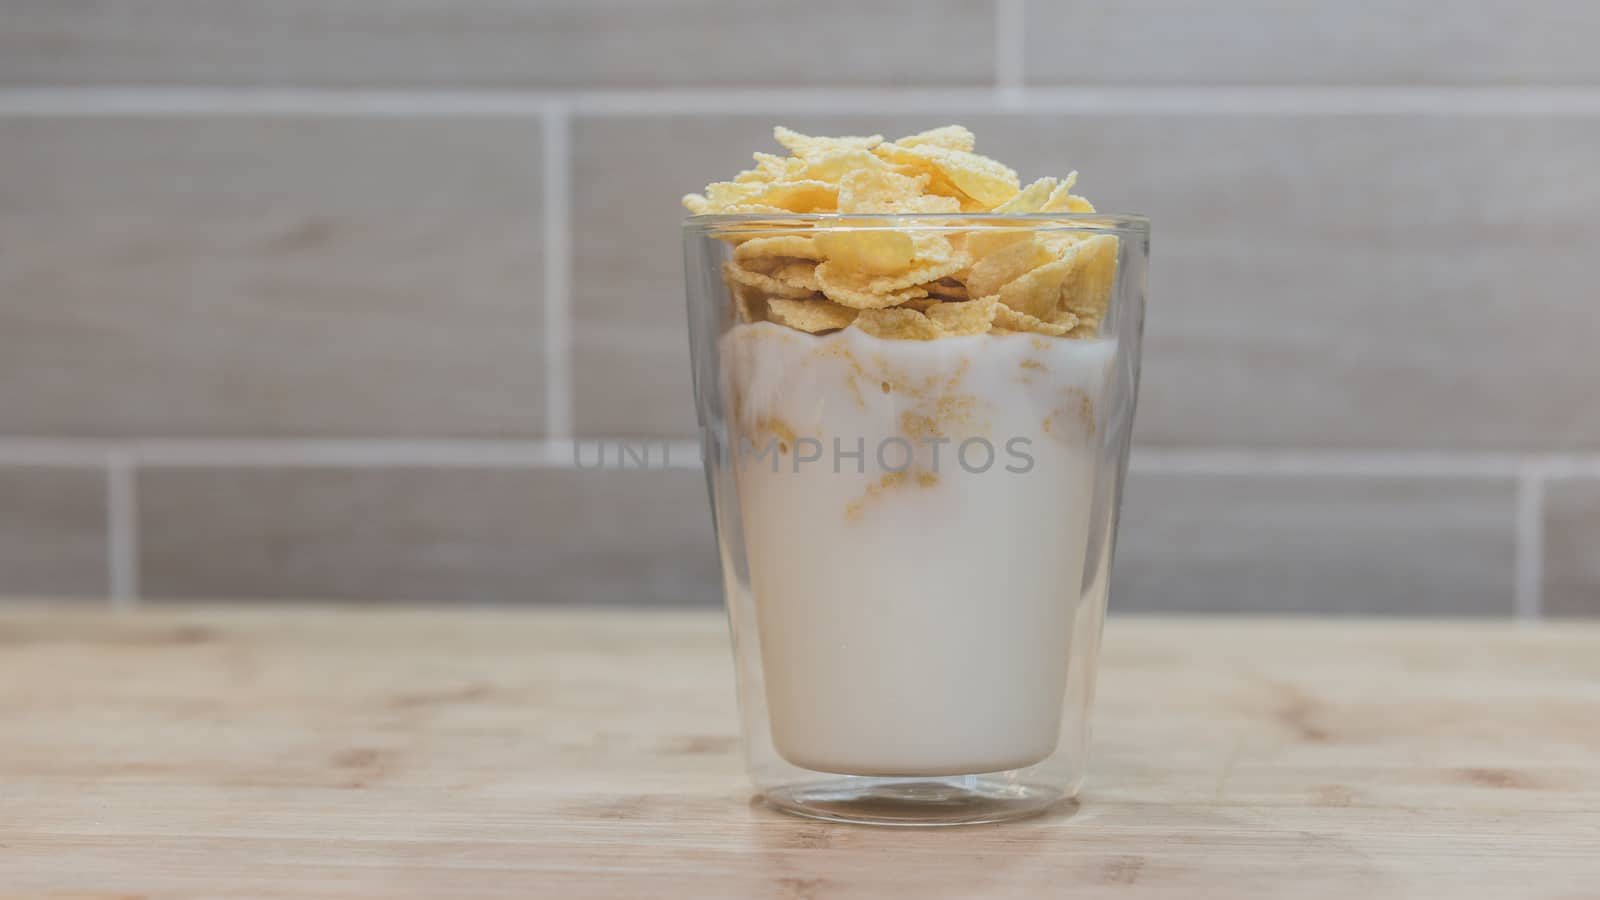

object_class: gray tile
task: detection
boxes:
[0,0,995,88]
[988,114,1600,451]
[137,462,720,606]
[1024,0,1600,85]
[572,113,1600,449]
[0,465,108,600]
[1542,479,1600,617]
[0,117,544,438]
[1111,471,1517,616]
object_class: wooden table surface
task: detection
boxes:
[0,606,1596,899]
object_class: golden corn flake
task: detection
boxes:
[963,227,1032,261]
[925,278,970,300]
[854,308,944,341]
[774,126,883,159]
[814,228,915,275]
[753,180,838,212]
[704,181,765,209]
[716,202,793,215]
[904,144,1020,208]
[733,234,821,263]
[1059,234,1120,324]
[732,284,769,324]
[910,231,957,263]
[735,152,805,184]
[766,297,859,333]
[868,142,972,204]
[926,295,999,336]
[1041,177,1097,213]
[800,149,892,184]
[996,254,1073,319]
[815,261,934,308]
[771,260,821,292]
[964,238,1058,299]
[896,193,964,213]
[702,178,837,213]
[818,253,968,301]
[894,125,976,153]
[836,168,930,214]
[726,259,817,300]
[993,301,1074,336]
[1039,173,1080,210]
[993,177,1058,214]
[1038,232,1085,257]
[686,125,1117,340]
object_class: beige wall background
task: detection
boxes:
[1,1,1597,615]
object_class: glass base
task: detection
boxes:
[762,775,1073,827]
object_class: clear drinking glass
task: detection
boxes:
[685,214,1148,826]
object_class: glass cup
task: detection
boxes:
[684,214,1148,826]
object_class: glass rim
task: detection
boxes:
[684,212,1150,235]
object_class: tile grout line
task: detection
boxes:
[1128,448,1535,479]
[5,439,1600,475]
[106,451,139,609]
[5,86,1600,117]
[542,101,574,441]
[1513,468,1546,621]
[994,0,1026,103]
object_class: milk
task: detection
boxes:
[720,322,1115,776]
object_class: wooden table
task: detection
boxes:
[0,607,1596,899]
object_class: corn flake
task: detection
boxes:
[926,295,999,336]
[963,227,1032,260]
[754,180,837,212]
[1059,234,1119,325]
[771,260,820,293]
[925,278,970,300]
[854,308,944,341]
[689,125,1116,340]
[894,125,976,153]
[726,259,817,300]
[905,145,1020,207]
[800,149,891,184]
[774,126,882,159]
[735,153,805,184]
[993,301,1074,336]
[814,228,915,275]
[766,297,859,333]
[1040,173,1081,211]
[996,254,1073,319]
[964,238,1058,299]
[815,261,934,308]
[837,169,930,214]
[732,284,769,324]
[993,177,1058,214]
[818,254,968,301]
[733,234,822,263]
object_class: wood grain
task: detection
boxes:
[0,607,1595,899]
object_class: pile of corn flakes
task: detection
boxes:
[684,126,1118,340]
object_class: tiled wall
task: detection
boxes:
[2,1,1596,615]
